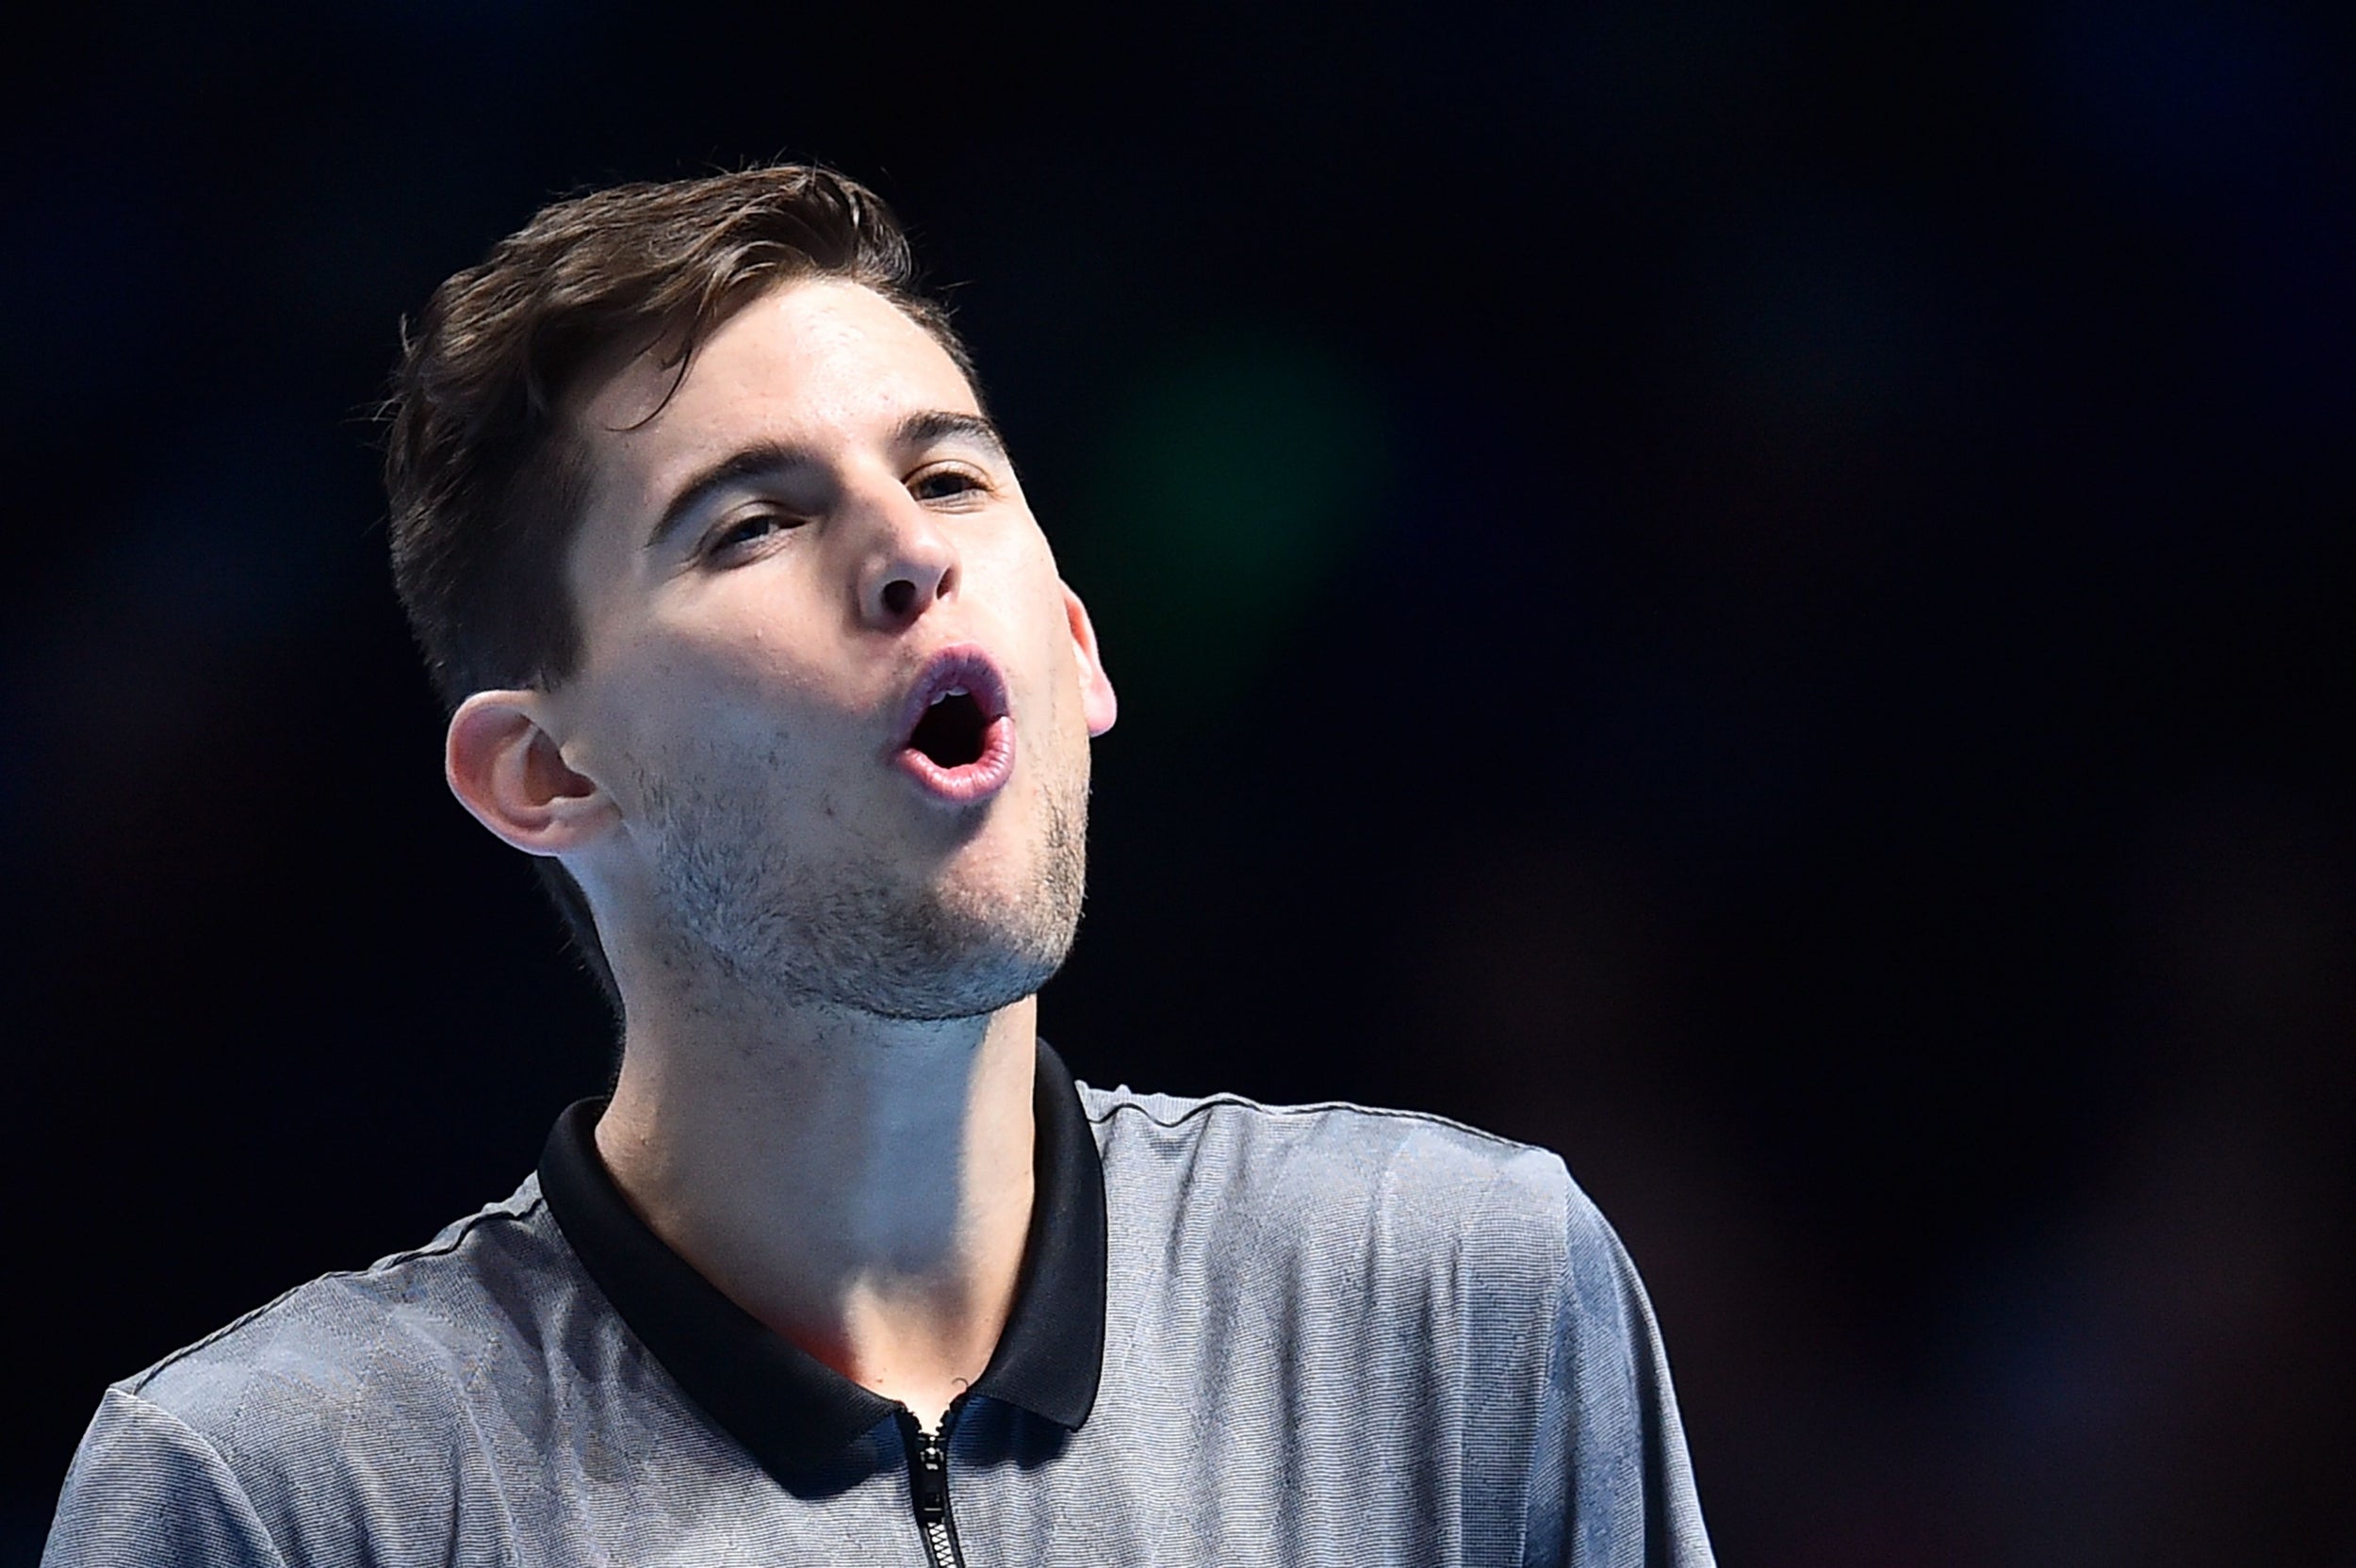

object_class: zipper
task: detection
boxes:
[898,1401,968,1568]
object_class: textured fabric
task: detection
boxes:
[44,1071,1713,1567]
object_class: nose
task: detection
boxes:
[853,490,959,632]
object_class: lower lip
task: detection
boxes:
[894,715,1017,805]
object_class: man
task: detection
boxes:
[44,165,1712,1566]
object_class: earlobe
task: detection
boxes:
[445,691,615,857]
[1062,584,1119,737]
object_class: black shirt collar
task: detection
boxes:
[538,1039,1105,1475]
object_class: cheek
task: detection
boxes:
[583,641,802,776]
[1032,594,1093,725]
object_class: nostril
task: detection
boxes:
[880,579,916,617]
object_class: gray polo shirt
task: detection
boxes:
[43,1045,1713,1566]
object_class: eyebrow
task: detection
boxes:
[896,409,1008,463]
[643,409,1012,551]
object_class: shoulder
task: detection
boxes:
[51,1178,575,1563]
[1077,1080,1609,1298]
[123,1177,564,1430]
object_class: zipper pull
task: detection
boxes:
[909,1427,949,1526]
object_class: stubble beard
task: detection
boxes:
[634,756,1089,1023]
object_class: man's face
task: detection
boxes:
[548,278,1116,1021]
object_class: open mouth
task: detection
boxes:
[909,686,990,769]
[894,646,1016,804]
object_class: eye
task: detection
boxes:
[908,466,991,505]
[698,509,799,564]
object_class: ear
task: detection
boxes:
[445,690,617,857]
[1062,582,1118,737]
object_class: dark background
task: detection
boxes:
[6,2,2351,1563]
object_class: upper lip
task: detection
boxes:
[894,643,1011,748]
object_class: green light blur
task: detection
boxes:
[1072,337,1390,710]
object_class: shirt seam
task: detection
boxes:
[124,1189,550,1395]
[1082,1087,1554,1157]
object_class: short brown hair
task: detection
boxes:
[382,164,973,1008]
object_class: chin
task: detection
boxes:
[640,756,1088,1020]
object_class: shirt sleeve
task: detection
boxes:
[1522,1184,1716,1568]
[41,1388,291,1568]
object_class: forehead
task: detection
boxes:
[572,277,978,481]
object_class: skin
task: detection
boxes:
[444,278,1119,1429]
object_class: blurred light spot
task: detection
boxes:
[1077,338,1389,706]
[2037,0,2307,202]
[1675,196,1955,444]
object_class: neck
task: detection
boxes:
[595,988,1039,1430]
